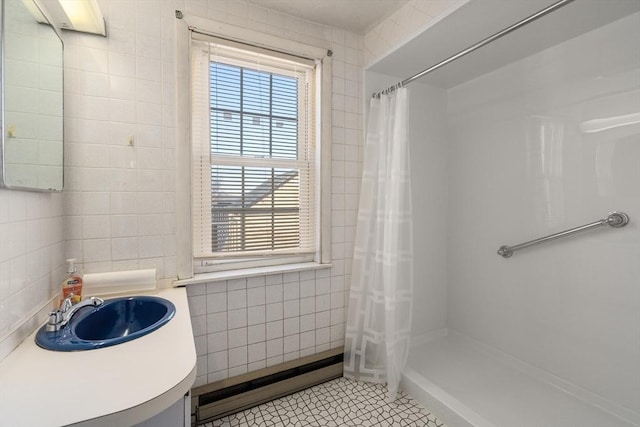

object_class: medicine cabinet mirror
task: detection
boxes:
[0,0,64,191]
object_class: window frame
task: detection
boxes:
[194,45,315,261]
[175,17,332,279]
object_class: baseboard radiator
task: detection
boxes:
[191,348,344,425]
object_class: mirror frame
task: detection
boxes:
[0,0,64,192]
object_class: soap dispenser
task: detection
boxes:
[61,258,83,306]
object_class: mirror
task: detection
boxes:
[1,0,63,191]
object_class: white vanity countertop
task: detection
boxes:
[0,287,196,427]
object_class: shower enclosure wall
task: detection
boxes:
[365,1,640,426]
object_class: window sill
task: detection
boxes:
[174,262,332,286]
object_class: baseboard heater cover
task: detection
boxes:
[191,348,344,425]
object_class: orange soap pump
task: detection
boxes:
[61,258,83,306]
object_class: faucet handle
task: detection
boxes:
[49,310,62,323]
[88,296,104,306]
[46,310,63,332]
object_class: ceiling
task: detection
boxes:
[244,0,410,34]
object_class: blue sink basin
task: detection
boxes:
[35,296,176,351]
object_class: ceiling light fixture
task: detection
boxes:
[57,0,106,36]
[35,0,106,36]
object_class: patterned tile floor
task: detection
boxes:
[202,376,446,426]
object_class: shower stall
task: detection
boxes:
[365,0,640,425]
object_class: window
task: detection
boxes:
[191,35,323,272]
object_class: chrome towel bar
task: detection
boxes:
[498,211,629,258]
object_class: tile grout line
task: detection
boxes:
[203,377,446,427]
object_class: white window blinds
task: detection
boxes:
[191,34,317,264]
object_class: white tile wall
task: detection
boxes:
[57,0,362,385]
[0,0,365,372]
[0,190,64,360]
[61,0,180,281]
[189,268,347,387]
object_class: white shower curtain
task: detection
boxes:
[344,88,413,401]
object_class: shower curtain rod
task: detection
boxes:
[372,0,576,98]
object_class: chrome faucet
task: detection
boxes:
[46,296,104,332]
